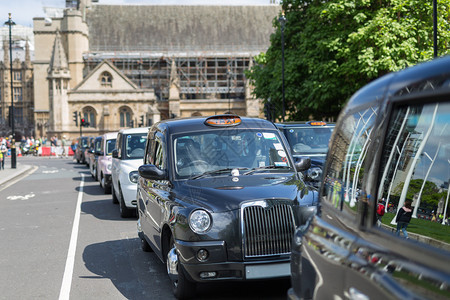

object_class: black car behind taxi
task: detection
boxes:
[277,121,335,188]
[137,114,318,299]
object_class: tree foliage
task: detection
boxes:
[247,0,450,121]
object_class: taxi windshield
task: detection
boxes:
[173,129,292,178]
[125,134,147,159]
[284,126,334,157]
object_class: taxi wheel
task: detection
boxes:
[167,236,195,299]
[102,176,111,194]
[111,184,119,204]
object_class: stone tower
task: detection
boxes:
[47,30,71,136]
[33,5,89,137]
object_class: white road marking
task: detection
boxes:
[7,193,35,201]
[42,170,59,174]
[59,173,85,300]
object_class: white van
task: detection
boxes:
[111,127,149,218]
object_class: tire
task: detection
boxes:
[93,165,98,181]
[119,185,135,218]
[111,183,119,204]
[167,236,196,299]
[101,175,111,194]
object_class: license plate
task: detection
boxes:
[245,262,290,279]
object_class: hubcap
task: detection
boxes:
[167,247,179,283]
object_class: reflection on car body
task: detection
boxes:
[136,114,318,299]
[289,56,450,300]
[276,121,335,188]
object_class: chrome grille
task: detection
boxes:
[242,203,295,258]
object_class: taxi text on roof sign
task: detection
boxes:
[205,115,242,127]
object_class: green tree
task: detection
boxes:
[247,0,450,121]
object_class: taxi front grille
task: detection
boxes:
[242,203,295,258]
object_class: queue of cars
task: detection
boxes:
[71,56,450,300]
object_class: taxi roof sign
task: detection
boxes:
[307,121,327,126]
[205,115,242,126]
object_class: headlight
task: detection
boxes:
[107,164,112,171]
[189,210,212,234]
[307,167,322,181]
[129,171,139,183]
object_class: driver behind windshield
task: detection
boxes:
[174,130,290,178]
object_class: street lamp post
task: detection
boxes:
[5,13,16,169]
[278,11,287,122]
[433,0,438,58]
[227,67,231,113]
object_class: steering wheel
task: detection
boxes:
[186,160,209,168]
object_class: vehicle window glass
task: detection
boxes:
[106,139,116,155]
[322,106,379,220]
[285,126,334,158]
[144,138,153,164]
[154,139,165,169]
[377,101,450,242]
[116,133,122,157]
[125,134,147,159]
[95,139,101,152]
[81,138,88,147]
[173,129,291,178]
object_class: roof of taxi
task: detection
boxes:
[118,127,150,135]
[152,115,278,134]
[344,55,450,113]
[275,121,336,128]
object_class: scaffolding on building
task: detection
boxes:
[83,52,253,103]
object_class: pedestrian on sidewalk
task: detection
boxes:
[376,198,386,227]
[0,138,6,170]
[395,199,413,238]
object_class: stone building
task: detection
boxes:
[0,25,34,138]
[32,0,280,140]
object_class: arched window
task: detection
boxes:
[100,71,112,87]
[83,107,96,128]
[120,107,132,127]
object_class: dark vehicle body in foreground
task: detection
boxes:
[289,56,450,300]
[137,115,318,299]
[276,122,335,188]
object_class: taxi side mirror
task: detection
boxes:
[138,164,168,180]
[112,149,118,158]
[295,157,311,172]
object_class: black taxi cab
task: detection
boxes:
[136,114,318,299]
[289,56,450,299]
[276,121,335,188]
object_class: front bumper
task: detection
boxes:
[176,239,291,282]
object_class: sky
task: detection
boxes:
[1,0,275,27]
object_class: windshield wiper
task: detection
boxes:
[243,165,290,175]
[190,167,249,180]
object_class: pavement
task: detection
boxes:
[0,162,35,187]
